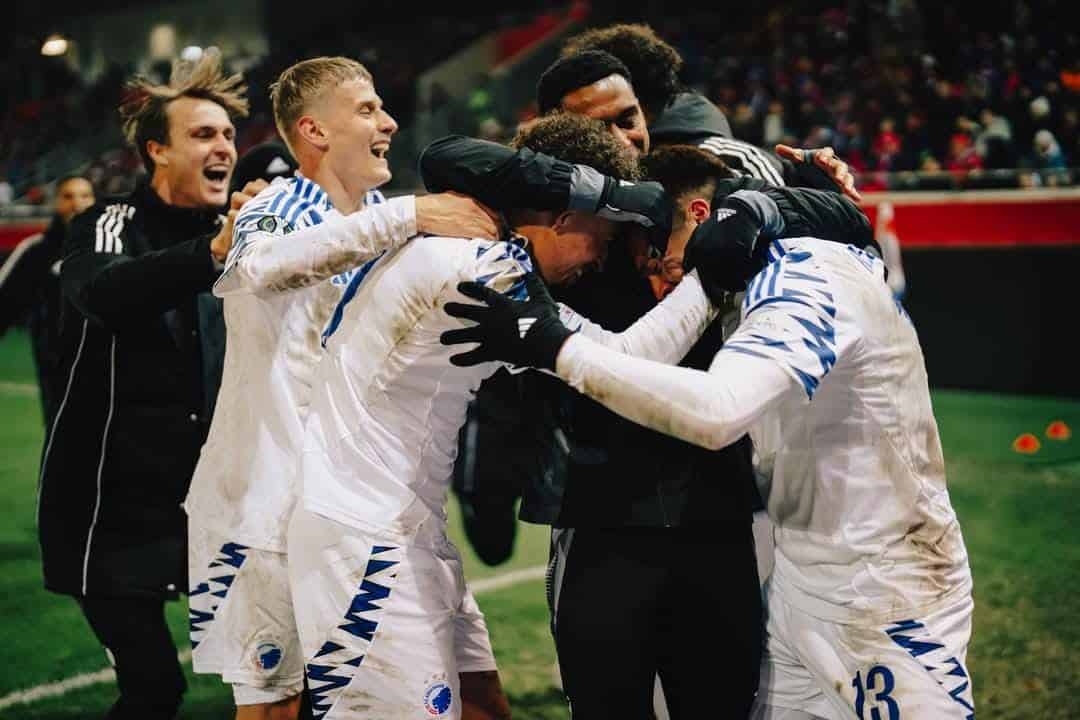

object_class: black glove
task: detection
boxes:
[441,272,574,370]
[595,177,673,251]
[683,198,764,305]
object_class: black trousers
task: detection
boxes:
[549,526,762,719]
[78,595,186,720]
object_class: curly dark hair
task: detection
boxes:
[561,24,684,120]
[511,113,641,182]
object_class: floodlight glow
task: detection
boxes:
[41,35,68,56]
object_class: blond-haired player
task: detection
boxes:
[184,56,498,720]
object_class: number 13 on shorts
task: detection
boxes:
[852,666,899,720]
[849,658,974,720]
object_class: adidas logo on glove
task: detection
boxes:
[517,318,536,338]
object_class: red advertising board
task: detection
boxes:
[860,189,1080,248]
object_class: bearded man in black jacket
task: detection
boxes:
[38,51,260,720]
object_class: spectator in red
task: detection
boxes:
[945,131,984,176]
[871,116,903,171]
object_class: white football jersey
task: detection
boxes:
[299,235,716,543]
[731,239,971,622]
[556,238,972,622]
[185,176,416,552]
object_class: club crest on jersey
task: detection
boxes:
[423,682,453,716]
[715,208,737,222]
[255,642,283,671]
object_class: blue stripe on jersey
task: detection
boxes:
[846,244,881,274]
[229,177,337,274]
[286,198,317,226]
[474,239,533,299]
[792,315,837,376]
[278,193,301,223]
[268,191,287,215]
[784,269,829,284]
[321,253,386,347]
[766,240,787,264]
[738,249,839,399]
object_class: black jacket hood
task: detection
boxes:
[649,92,733,144]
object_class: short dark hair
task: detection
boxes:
[562,24,684,119]
[640,145,734,228]
[55,174,91,190]
[512,113,641,182]
[535,50,632,115]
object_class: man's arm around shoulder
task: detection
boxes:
[62,203,219,328]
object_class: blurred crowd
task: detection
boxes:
[3,0,1078,208]
[655,1,1079,190]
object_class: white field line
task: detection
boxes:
[0,564,548,710]
[0,381,37,397]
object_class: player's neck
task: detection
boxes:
[512,224,551,281]
[300,164,368,214]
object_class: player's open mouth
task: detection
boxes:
[371,143,390,159]
[203,166,230,184]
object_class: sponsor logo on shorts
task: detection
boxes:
[255,642,283,671]
[423,682,453,716]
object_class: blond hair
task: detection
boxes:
[269,57,372,155]
[119,49,249,171]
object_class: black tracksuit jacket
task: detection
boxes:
[39,181,225,598]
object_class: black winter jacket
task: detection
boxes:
[39,181,225,598]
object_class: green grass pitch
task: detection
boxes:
[1,328,1077,719]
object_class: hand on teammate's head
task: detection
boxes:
[775,144,861,202]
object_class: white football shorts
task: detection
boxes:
[287,505,497,719]
[188,521,304,704]
[753,579,975,719]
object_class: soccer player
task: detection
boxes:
[441,171,976,720]
[285,112,722,720]
[183,56,500,720]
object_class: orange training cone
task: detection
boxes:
[1013,433,1041,454]
[1046,421,1072,441]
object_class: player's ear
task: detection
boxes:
[688,198,711,224]
[551,210,575,232]
[147,139,168,168]
[295,116,328,151]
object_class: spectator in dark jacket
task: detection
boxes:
[39,51,248,720]
[0,175,94,428]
